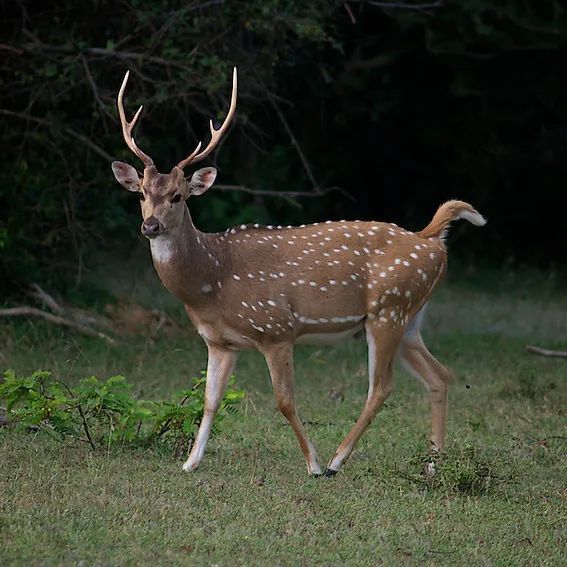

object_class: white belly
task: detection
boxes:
[296,323,365,345]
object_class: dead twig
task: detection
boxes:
[0,306,116,345]
[525,345,567,358]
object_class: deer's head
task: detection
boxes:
[111,69,237,239]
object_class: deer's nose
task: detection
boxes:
[141,217,162,238]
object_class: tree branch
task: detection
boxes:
[81,55,116,123]
[268,96,321,193]
[348,0,445,11]
[27,283,63,314]
[215,183,344,201]
[21,41,193,71]
[0,109,115,162]
[525,345,567,358]
[0,306,116,344]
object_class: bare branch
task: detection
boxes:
[268,96,321,193]
[0,306,116,344]
[0,109,115,162]
[27,283,63,314]
[0,108,115,161]
[349,0,445,11]
[343,2,357,24]
[81,55,116,123]
[0,43,24,55]
[525,345,567,358]
[148,0,227,52]
[215,184,343,200]
[21,41,193,71]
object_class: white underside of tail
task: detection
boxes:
[457,210,487,227]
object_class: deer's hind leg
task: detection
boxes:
[399,316,454,453]
[325,321,404,475]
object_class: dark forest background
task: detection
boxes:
[1,0,566,296]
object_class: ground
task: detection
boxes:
[0,262,565,566]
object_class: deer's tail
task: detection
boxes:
[416,200,486,240]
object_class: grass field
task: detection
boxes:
[1,265,566,566]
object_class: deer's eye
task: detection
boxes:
[170,194,182,204]
[139,192,145,202]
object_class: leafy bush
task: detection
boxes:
[0,369,244,455]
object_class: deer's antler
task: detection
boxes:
[176,67,238,170]
[117,70,154,167]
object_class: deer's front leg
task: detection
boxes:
[182,342,238,472]
[263,343,322,476]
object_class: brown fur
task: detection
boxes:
[112,67,486,474]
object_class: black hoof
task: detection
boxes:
[310,471,323,478]
[323,467,338,477]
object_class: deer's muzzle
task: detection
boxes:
[141,217,163,238]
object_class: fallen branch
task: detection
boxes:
[525,345,567,358]
[0,306,116,345]
[27,283,64,314]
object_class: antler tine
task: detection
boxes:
[117,70,154,167]
[176,141,202,170]
[176,67,238,170]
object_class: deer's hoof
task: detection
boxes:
[323,467,338,478]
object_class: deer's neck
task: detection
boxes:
[149,207,223,306]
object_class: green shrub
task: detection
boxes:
[0,369,244,454]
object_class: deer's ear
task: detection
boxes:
[187,167,217,196]
[111,161,141,192]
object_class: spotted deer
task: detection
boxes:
[111,68,486,476]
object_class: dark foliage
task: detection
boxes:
[1,1,566,295]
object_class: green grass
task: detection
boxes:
[1,270,566,566]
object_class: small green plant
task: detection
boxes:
[0,370,244,454]
[394,445,508,496]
